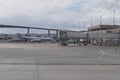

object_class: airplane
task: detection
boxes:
[9,34,56,43]
[24,36,56,43]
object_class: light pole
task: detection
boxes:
[100,16,102,25]
[113,9,116,25]
[91,17,93,27]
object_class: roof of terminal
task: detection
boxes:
[88,25,120,31]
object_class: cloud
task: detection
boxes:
[0,0,120,33]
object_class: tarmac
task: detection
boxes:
[0,43,120,80]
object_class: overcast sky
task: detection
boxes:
[0,0,120,33]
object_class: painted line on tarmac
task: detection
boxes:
[0,63,120,65]
[97,48,106,60]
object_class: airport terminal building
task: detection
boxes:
[88,25,120,34]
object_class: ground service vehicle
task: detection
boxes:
[59,31,88,46]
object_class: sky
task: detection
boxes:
[0,0,120,33]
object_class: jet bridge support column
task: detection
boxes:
[27,28,30,35]
[48,30,50,37]
[56,30,59,38]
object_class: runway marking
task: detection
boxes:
[97,49,106,60]
[0,63,120,65]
